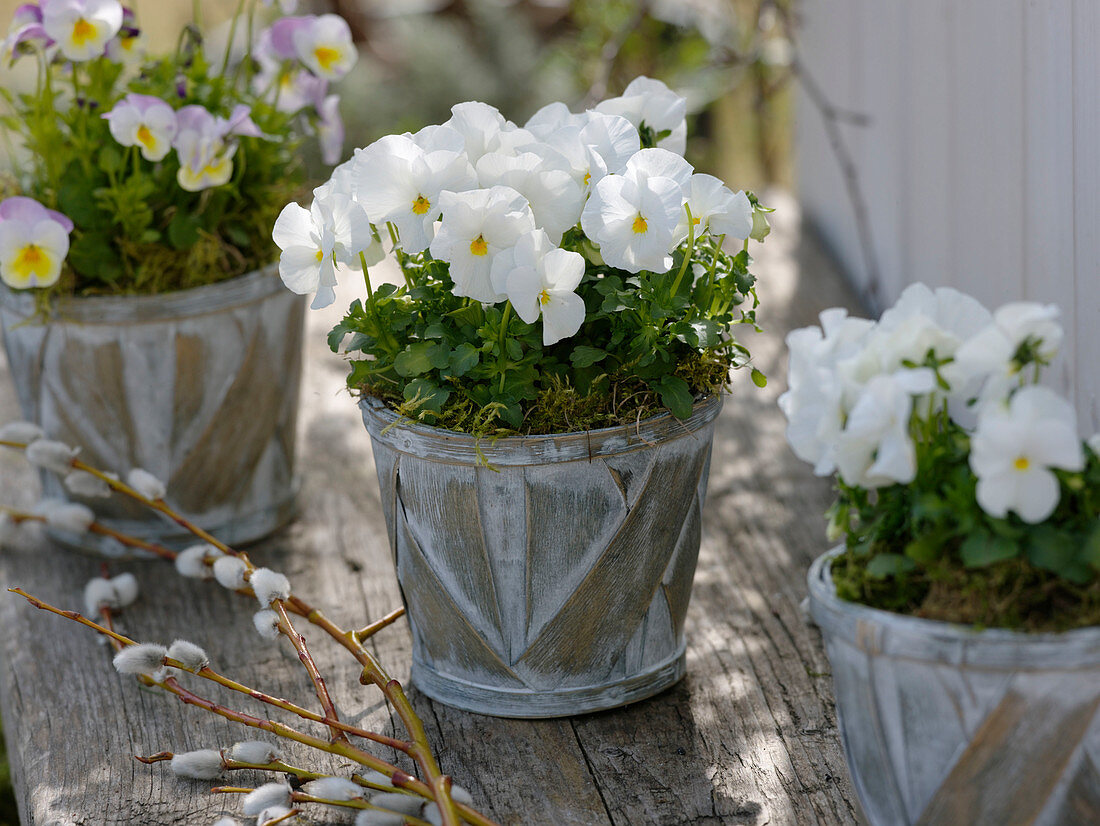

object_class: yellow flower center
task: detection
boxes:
[411,195,431,216]
[71,17,96,45]
[12,244,51,281]
[315,249,324,263]
[692,216,701,226]
[632,214,648,234]
[136,124,156,151]
[583,171,592,186]
[538,288,551,306]
[313,45,341,72]
[1014,456,1030,471]
[469,235,488,257]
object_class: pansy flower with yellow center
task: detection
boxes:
[0,196,73,290]
[970,385,1084,523]
[102,93,177,162]
[495,229,586,346]
[429,186,536,304]
[290,14,357,81]
[172,104,267,193]
[40,0,122,62]
[675,173,753,251]
[352,132,477,254]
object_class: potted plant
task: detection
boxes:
[0,1,358,554]
[273,77,772,717]
[781,284,1100,825]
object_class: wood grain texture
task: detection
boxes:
[0,192,865,825]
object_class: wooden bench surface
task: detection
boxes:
[0,194,868,826]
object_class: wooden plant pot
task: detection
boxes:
[360,394,723,718]
[808,549,1100,826]
[0,267,306,557]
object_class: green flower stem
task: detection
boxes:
[360,251,400,355]
[220,0,248,76]
[668,204,696,299]
[497,301,512,393]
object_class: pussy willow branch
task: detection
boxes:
[138,751,399,791]
[1,440,470,826]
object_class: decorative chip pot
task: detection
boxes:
[808,549,1100,826]
[0,267,306,557]
[361,394,723,718]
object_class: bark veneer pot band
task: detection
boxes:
[808,549,1100,826]
[0,267,306,557]
[361,394,723,718]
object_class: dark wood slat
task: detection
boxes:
[0,194,865,825]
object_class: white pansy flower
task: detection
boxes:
[580,167,683,274]
[474,151,584,244]
[622,147,693,191]
[950,301,1064,410]
[41,0,123,62]
[523,101,584,138]
[0,196,74,290]
[778,308,875,475]
[834,370,935,489]
[430,186,536,303]
[352,134,477,253]
[595,75,687,154]
[495,229,586,346]
[443,101,509,164]
[970,385,1084,523]
[272,199,337,309]
[676,174,752,247]
[293,14,357,81]
[311,186,382,268]
[102,94,177,162]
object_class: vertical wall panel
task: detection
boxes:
[950,0,1026,310]
[1024,0,1076,399]
[1073,0,1100,432]
[903,0,953,293]
[858,0,907,307]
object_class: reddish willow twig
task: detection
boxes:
[0,438,487,826]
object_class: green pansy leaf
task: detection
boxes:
[403,378,450,413]
[865,554,917,579]
[657,375,694,420]
[570,346,608,368]
[394,342,437,377]
[960,533,1019,568]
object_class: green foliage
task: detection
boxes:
[332,226,763,434]
[4,13,308,296]
[831,425,1100,631]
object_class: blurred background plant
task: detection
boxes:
[0,0,795,818]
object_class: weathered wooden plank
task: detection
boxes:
[0,192,863,825]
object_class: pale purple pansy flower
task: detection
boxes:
[292,14,356,81]
[40,0,123,62]
[172,104,266,192]
[314,92,343,165]
[5,4,52,56]
[104,6,143,62]
[103,93,177,161]
[0,196,73,289]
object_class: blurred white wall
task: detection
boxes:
[797,0,1100,432]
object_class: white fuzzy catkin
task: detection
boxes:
[356,810,406,826]
[212,819,241,826]
[0,420,44,443]
[25,439,78,473]
[253,610,281,640]
[83,578,117,615]
[112,643,167,675]
[249,568,291,606]
[37,499,95,533]
[450,785,473,806]
[242,782,292,815]
[170,748,224,779]
[111,573,140,606]
[167,639,210,672]
[151,665,181,683]
[367,793,425,816]
[175,544,221,579]
[213,556,249,590]
[229,740,281,765]
[63,470,111,498]
[357,770,395,790]
[255,806,293,826]
[424,805,444,826]
[301,777,363,801]
[126,468,167,500]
